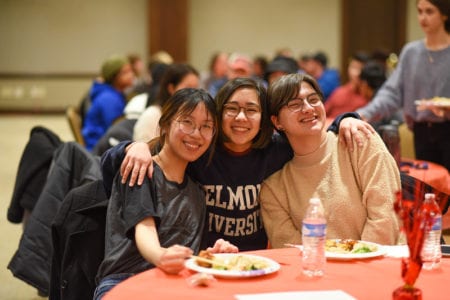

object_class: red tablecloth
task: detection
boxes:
[401,158,450,195]
[104,248,450,300]
[401,158,450,229]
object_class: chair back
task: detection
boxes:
[399,123,415,159]
[66,106,85,146]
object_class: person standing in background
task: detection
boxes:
[82,55,135,151]
[357,0,450,171]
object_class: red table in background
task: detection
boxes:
[401,158,450,229]
[401,158,450,195]
[104,248,450,300]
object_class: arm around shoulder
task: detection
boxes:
[101,140,133,197]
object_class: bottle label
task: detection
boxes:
[303,222,326,237]
[432,216,442,231]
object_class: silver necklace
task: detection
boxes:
[426,39,450,63]
[427,51,434,63]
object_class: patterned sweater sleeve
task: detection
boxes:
[352,133,401,245]
[260,176,302,248]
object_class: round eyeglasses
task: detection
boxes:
[286,94,322,112]
[177,119,215,138]
[223,103,261,118]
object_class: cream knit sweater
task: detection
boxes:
[260,131,400,248]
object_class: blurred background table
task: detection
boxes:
[400,158,450,195]
[401,158,450,230]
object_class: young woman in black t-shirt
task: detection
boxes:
[94,88,237,299]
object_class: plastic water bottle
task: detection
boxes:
[421,193,442,270]
[302,198,327,277]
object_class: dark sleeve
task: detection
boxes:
[118,175,159,238]
[101,140,133,198]
[327,112,361,133]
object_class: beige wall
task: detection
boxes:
[0,0,147,110]
[0,0,148,73]
[0,0,421,111]
[190,0,341,72]
[407,0,423,41]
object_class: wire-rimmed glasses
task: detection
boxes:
[223,103,261,118]
[177,118,215,138]
[286,94,322,112]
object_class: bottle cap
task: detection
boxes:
[424,193,435,200]
[310,198,321,205]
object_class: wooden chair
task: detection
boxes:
[399,123,415,159]
[66,106,85,147]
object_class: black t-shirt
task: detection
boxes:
[188,133,292,251]
[96,163,205,282]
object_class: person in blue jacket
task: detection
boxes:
[82,55,135,151]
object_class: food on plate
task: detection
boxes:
[196,250,215,268]
[416,97,450,108]
[186,272,216,287]
[325,239,378,254]
[195,251,269,271]
[430,97,450,104]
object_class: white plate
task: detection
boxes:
[325,240,386,260]
[433,102,450,108]
[185,253,280,278]
[415,99,450,108]
[414,100,423,106]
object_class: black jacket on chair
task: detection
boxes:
[8,142,102,296]
[92,118,137,157]
[7,126,62,223]
[50,179,108,300]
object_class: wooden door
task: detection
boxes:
[148,0,188,63]
[341,0,407,81]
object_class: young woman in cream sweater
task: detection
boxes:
[260,73,400,248]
